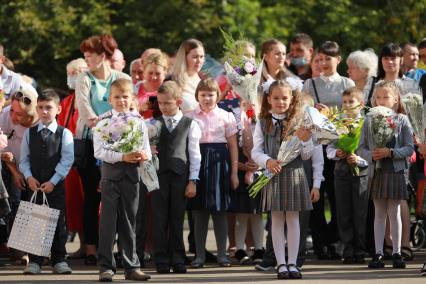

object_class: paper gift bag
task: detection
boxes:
[7,191,60,257]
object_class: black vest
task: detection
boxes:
[157,116,192,176]
[29,125,64,187]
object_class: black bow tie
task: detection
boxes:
[272,117,284,129]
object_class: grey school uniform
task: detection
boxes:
[260,120,312,212]
[358,114,414,201]
[302,74,355,107]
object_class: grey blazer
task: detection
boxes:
[358,113,414,179]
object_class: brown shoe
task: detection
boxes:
[125,269,151,281]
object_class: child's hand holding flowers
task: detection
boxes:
[123,151,148,163]
[336,149,347,159]
[294,126,312,142]
[266,159,282,175]
[372,148,391,161]
[346,153,358,166]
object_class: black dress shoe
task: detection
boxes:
[205,250,217,263]
[276,264,290,280]
[288,264,302,279]
[368,254,385,268]
[156,263,170,274]
[84,254,97,266]
[392,253,406,268]
[172,263,187,273]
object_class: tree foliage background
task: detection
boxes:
[1,0,425,89]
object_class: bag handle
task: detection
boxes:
[29,191,50,207]
[312,79,321,104]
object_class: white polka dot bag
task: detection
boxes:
[7,191,60,257]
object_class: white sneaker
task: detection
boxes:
[23,262,41,275]
[52,262,72,274]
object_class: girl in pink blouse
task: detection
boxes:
[187,78,239,268]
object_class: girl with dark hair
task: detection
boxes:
[302,41,355,260]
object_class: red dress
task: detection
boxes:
[57,92,84,232]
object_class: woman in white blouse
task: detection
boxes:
[170,39,205,113]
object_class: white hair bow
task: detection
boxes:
[261,76,303,95]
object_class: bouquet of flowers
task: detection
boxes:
[335,117,365,175]
[145,118,162,170]
[367,106,398,169]
[304,106,339,144]
[221,29,263,104]
[400,93,425,143]
[94,113,159,192]
[94,113,144,153]
[248,135,302,197]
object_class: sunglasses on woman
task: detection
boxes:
[13,91,32,105]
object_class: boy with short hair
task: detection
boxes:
[19,90,74,275]
[326,87,369,264]
[152,81,201,274]
[94,78,151,282]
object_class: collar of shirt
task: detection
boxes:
[320,72,340,83]
[195,104,219,115]
[163,110,183,122]
[37,120,58,133]
[111,109,139,117]
[0,65,11,81]
[271,113,286,125]
[194,105,219,116]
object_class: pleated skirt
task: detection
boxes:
[261,167,313,212]
[370,170,408,200]
[187,143,231,212]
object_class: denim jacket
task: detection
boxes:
[358,113,414,179]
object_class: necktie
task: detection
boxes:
[167,118,174,132]
[273,117,283,131]
[41,128,50,141]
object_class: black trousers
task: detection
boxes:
[152,171,187,265]
[334,168,369,257]
[28,189,67,266]
[310,147,338,254]
[77,141,101,246]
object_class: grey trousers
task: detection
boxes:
[136,182,148,261]
[334,167,369,257]
[192,210,228,263]
[98,177,140,273]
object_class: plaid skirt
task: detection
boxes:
[370,171,408,200]
[261,167,313,212]
[187,143,231,212]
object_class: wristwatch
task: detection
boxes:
[389,148,394,158]
[189,179,199,185]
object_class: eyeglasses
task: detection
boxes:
[14,91,32,105]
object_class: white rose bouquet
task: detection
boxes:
[367,106,398,169]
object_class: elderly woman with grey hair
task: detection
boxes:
[346,49,378,105]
